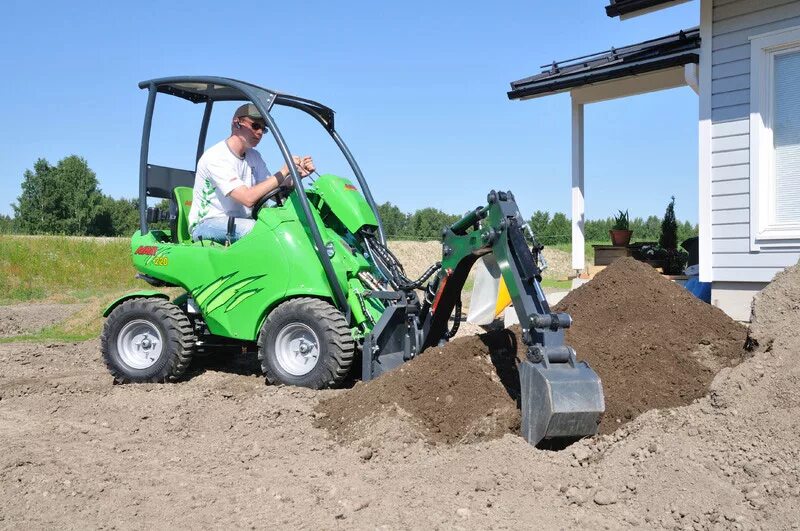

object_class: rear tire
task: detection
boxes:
[101,298,195,383]
[258,298,354,389]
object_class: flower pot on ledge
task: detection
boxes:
[609,229,633,247]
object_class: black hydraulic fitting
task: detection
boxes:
[531,313,572,331]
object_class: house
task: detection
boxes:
[507,0,800,321]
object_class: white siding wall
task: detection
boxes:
[711,0,800,283]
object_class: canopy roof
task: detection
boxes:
[138,76,336,130]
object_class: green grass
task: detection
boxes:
[0,287,186,344]
[0,236,140,304]
[0,235,146,341]
[0,235,575,342]
[0,325,98,344]
[540,278,572,290]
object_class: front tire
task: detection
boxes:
[101,298,195,383]
[258,298,354,389]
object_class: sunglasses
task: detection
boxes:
[242,119,266,131]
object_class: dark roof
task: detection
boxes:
[507,27,699,101]
[605,0,683,17]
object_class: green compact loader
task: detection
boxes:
[102,77,604,445]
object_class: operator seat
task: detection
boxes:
[171,186,193,243]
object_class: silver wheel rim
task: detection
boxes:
[117,319,163,370]
[274,323,320,376]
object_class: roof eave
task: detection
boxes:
[507,52,698,100]
[605,0,690,18]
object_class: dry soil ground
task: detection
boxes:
[2,251,800,529]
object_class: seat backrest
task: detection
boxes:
[173,186,194,243]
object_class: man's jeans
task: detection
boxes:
[191,217,256,243]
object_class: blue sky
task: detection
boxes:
[0,0,700,222]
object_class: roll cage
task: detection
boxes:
[137,75,386,313]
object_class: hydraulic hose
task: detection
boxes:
[364,235,441,291]
[446,299,462,339]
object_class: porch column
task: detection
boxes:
[571,95,585,273]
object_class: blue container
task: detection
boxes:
[685,277,711,303]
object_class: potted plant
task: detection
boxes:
[609,209,633,247]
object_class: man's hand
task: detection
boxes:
[279,155,316,185]
[297,155,315,176]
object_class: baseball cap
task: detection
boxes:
[233,103,263,121]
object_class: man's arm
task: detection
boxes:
[228,156,315,207]
[229,170,287,208]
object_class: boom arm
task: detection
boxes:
[421,190,565,358]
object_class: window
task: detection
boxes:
[750,25,800,249]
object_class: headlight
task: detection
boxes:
[325,242,335,258]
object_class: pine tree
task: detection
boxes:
[659,196,678,250]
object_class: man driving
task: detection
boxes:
[188,103,315,242]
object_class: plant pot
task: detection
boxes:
[609,229,632,247]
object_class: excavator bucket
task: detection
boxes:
[467,256,603,444]
[519,352,605,445]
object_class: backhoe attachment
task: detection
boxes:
[362,190,604,446]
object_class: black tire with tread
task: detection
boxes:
[258,297,355,389]
[101,297,195,383]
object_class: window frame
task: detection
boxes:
[749,25,800,250]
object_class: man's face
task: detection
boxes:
[238,116,266,146]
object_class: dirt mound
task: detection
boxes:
[315,330,520,444]
[318,257,748,443]
[748,259,800,352]
[554,257,747,432]
[0,303,84,338]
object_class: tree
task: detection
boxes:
[377,202,408,238]
[0,214,14,234]
[677,220,698,244]
[659,196,678,250]
[406,208,459,239]
[528,210,550,241]
[13,159,51,234]
[540,212,571,245]
[13,156,103,235]
[641,215,662,241]
[88,196,139,237]
[585,216,612,241]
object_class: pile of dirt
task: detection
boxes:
[554,257,747,432]
[315,330,521,444]
[318,257,748,443]
[748,260,800,352]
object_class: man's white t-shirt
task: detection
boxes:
[188,140,270,231]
